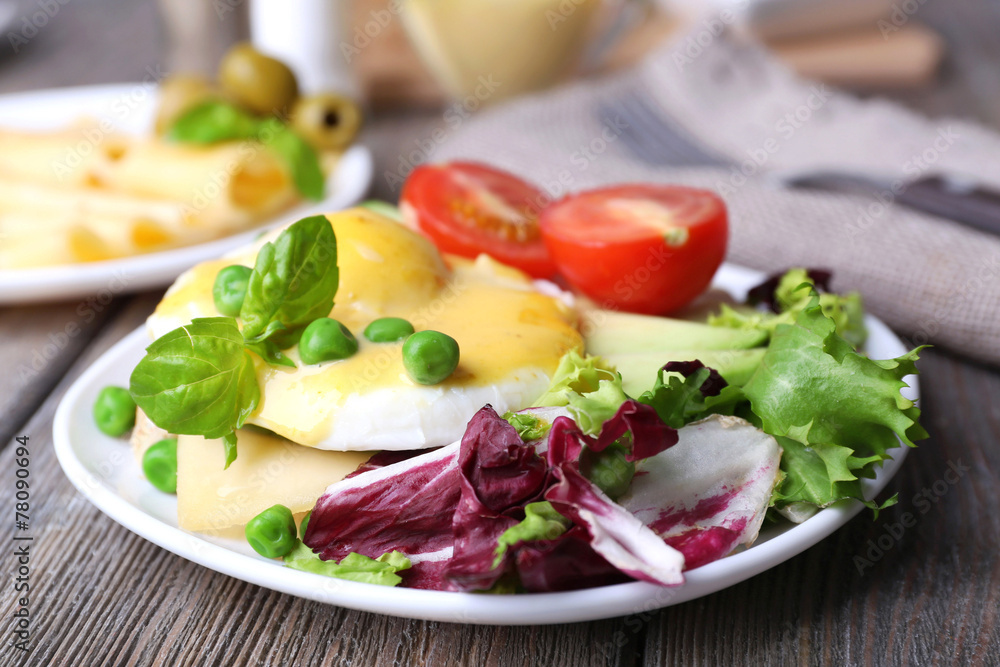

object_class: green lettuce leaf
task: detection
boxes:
[743,293,926,509]
[493,502,570,568]
[284,541,411,587]
[532,350,628,435]
[503,412,552,441]
[533,349,617,407]
[636,364,748,429]
[710,268,867,348]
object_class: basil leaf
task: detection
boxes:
[240,215,339,343]
[245,339,296,368]
[167,101,260,143]
[168,102,325,201]
[222,431,239,469]
[261,120,325,201]
[129,317,260,442]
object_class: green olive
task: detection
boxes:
[212,264,253,317]
[291,93,363,151]
[364,317,414,343]
[245,504,297,559]
[402,330,460,385]
[142,438,178,494]
[298,318,358,364]
[218,42,299,115]
[154,74,219,135]
[93,385,137,437]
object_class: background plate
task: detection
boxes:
[0,84,373,304]
[52,264,918,625]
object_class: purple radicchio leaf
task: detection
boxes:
[621,415,782,570]
[544,463,685,587]
[513,526,632,592]
[661,360,727,397]
[443,405,550,592]
[547,399,678,467]
[303,442,462,590]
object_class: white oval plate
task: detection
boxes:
[52,264,917,625]
[0,84,373,304]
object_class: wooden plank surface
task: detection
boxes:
[1,0,1000,665]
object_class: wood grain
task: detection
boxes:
[2,0,1000,665]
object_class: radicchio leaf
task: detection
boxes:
[304,443,461,572]
[545,463,685,586]
[444,406,550,592]
[621,415,782,570]
[514,526,632,592]
[546,399,678,467]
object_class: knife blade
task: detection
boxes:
[777,170,1000,237]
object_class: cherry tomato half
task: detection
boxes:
[538,185,728,314]
[400,162,556,278]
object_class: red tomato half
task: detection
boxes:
[538,185,728,314]
[400,162,556,278]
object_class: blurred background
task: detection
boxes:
[0,0,996,201]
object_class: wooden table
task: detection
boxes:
[2,1,999,665]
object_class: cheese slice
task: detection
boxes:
[176,429,372,531]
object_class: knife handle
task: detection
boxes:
[899,176,1000,237]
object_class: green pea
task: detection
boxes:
[402,330,460,385]
[580,442,635,500]
[298,318,358,364]
[364,317,415,343]
[245,504,297,559]
[93,385,137,437]
[212,265,253,317]
[142,438,178,494]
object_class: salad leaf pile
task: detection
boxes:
[169,101,325,200]
[129,215,339,467]
[710,267,867,348]
[592,268,924,515]
[287,269,924,591]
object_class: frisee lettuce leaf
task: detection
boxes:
[532,350,628,435]
[533,349,617,407]
[503,412,551,441]
[638,363,736,429]
[743,292,926,510]
[710,268,867,348]
[283,541,411,586]
[492,502,569,568]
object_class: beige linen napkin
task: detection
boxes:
[428,27,1000,364]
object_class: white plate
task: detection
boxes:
[52,264,918,624]
[0,84,373,304]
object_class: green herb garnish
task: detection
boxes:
[168,101,325,200]
[129,216,339,467]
